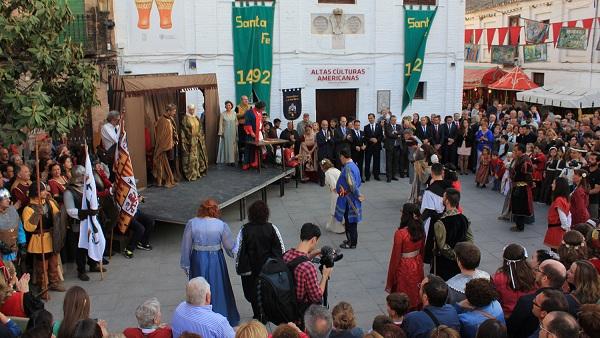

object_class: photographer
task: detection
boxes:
[283,223,333,316]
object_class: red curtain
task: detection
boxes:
[552,22,563,46]
[497,27,509,45]
[474,28,484,44]
[465,29,474,43]
[486,28,496,51]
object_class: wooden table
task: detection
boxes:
[244,138,291,173]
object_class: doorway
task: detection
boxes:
[316,89,357,123]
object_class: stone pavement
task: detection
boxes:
[45,174,550,332]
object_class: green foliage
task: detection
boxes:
[0,0,99,146]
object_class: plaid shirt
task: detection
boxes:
[283,248,322,305]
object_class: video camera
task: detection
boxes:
[312,246,343,268]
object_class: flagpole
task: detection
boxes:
[35,140,48,299]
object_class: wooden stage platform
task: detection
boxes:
[140,164,295,224]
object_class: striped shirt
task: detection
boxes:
[171,302,235,338]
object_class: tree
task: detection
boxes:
[0,0,99,146]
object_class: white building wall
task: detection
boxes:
[465,0,600,88]
[113,0,465,122]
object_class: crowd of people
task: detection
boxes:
[4,99,600,338]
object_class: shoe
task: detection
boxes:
[320,183,325,187]
[399,174,406,178]
[136,242,153,251]
[392,177,399,181]
[342,239,349,244]
[78,272,90,281]
[510,226,524,232]
[361,179,365,183]
[482,184,486,188]
[122,249,134,259]
[89,265,107,272]
[366,177,370,182]
[476,183,480,187]
[374,176,381,181]
[339,243,356,249]
[387,178,392,183]
[497,216,509,221]
[102,257,109,265]
[242,165,249,170]
[49,283,66,292]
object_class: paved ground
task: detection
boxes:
[44,174,550,332]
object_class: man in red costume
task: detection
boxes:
[242,101,265,170]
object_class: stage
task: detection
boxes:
[140,164,296,224]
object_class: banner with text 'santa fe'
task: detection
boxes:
[232,1,275,114]
[403,5,437,112]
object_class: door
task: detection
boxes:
[316,89,357,123]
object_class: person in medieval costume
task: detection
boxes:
[335,150,364,249]
[153,103,178,187]
[510,143,534,232]
[63,165,105,282]
[427,188,473,281]
[22,182,65,298]
[421,163,450,270]
[242,101,265,170]
[0,188,25,262]
[180,104,208,180]
[236,95,251,164]
[217,100,238,165]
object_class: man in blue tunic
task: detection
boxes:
[335,150,364,249]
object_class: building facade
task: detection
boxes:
[465,0,600,88]
[112,0,465,123]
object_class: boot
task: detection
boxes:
[48,254,65,292]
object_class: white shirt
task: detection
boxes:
[101,123,119,151]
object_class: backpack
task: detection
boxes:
[256,255,309,325]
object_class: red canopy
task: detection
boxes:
[464,67,507,89]
[488,67,539,91]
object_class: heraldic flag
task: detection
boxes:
[78,151,106,262]
[113,128,139,234]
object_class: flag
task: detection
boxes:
[113,127,139,234]
[78,151,106,262]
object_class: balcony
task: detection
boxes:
[60,11,112,57]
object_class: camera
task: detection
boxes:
[312,246,344,268]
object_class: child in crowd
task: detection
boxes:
[489,151,505,192]
[476,147,491,188]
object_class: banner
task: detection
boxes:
[491,45,516,64]
[232,2,275,113]
[557,27,588,50]
[523,44,547,62]
[524,19,549,44]
[113,129,139,234]
[78,152,106,262]
[282,88,302,121]
[464,43,480,62]
[403,5,437,112]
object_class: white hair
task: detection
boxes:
[106,110,120,122]
[135,298,161,328]
[186,277,210,305]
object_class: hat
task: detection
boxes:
[430,154,439,164]
[0,188,10,200]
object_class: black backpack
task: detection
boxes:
[256,255,309,325]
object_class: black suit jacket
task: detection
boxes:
[384,123,402,150]
[316,129,335,160]
[416,124,433,143]
[364,123,383,150]
[442,123,458,145]
[430,124,447,146]
[334,126,352,154]
[349,129,366,151]
[507,287,580,338]
[280,129,300,153]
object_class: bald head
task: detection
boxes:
[542,311,580,338]
[539,259,567,289]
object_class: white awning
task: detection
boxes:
[516,86,600,109]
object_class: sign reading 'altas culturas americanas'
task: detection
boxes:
[309,67,367,82]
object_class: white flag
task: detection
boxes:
[78,152,106,262]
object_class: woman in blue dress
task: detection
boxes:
[180,199,240,326]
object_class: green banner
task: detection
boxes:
[403,6,437,112]
[232,2,275,114]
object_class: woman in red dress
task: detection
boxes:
[544,177,572,250]
[570,169,590,225]
[386,203,425,310]
[47,162,68,203]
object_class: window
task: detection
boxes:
[318,0,356,4]
[414,82,426,100]
[533,73,545,87]
[404,0,437,5]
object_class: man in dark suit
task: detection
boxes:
[442,115,458,165]
[350,120,366,182]
[416,116,432,144]
[279,121,300,154]
[316,119,335,186]
[430,115,447,157]
[334,116,352,168]
[363,113,383,181]
[384,115,402,183]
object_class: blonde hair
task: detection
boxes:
[430,325,461,338]
[235,320,268,338]
[332,301,356,330]
[320,158,334,171]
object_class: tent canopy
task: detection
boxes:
[488,67,539,91]
[122,73,218,96]
[464,67,507,89]
[516,86,600,109]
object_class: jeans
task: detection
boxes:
[127,211,155,251]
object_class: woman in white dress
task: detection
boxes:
[321,159,345,233]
